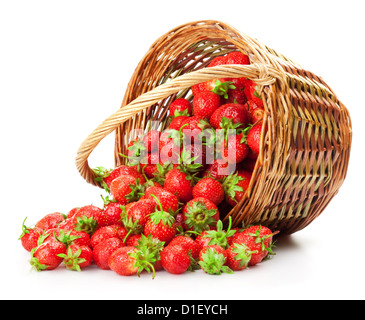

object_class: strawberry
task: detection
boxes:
[207,56,227,67]
[169,98,192,117]
[67,207,80,219]
[35,212,66,231]
[202,158,236,181]
[126,234,142,246]
[222,170,252,206]
[143,130,161,153]
[92,237,125,270]
[192,91,221,119]
[224,87,247,105]
[182,197,219,233]
[90,224,124,248]
[120,199,156,235]
[168,115,190,131]
[246,123,263,154]
[210,103,250,130]
[160,244,195,274]
[140,152,163,179]
[19,218,43,252]
[191,78,230,97]
[180,116,210,144]
[225,51,250,65]
[59,244,93,271]
[143,186,179,213]
[30,238,66,271]
[196,217,236,249]
[198,245,233,275]
[247,103,264,124]
[159,129,182,164]
[226,242,255,271]
[108,246,139,276]
[243,80,264,108]
[93,165,146,192]
[231,225,277,266]
[220,132,249,164]
[110,175,144,205]
[101,200,124,227]
[143,195,177,244]
[192,177,225,206]
[168,235,200,260]
[71,205,105,235]
[108,234,164,278]
[194,230,212,252]
[163,168,194,203]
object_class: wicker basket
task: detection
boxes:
[75,20,352,235]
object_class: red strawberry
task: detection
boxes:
[168,235,200,260]
[92,237,125,270]
[247,103,264,124]
[35,212,66,231]
[169,98,192,117]
[195,218,236,250]
[143,195,177,244]
[90,224,123,248]
[59,244,93,271]
[220,132,249,164]
[192,91,220,119]
[19,218,43,252]
[195,230,212,252]
[168,115,189,131]
[243,80,264,108]
[108,246,140,276]
[110,175,143,205]
[231,225,277,266]
[180,116,210,144]
[182,197,219,233]
[226,242,254,271]
[71,205,105,235]
[198,245,233,275]
[222,170,252,206]
[207,56,227,67]
[101,200,124,227]
[140,152,163,179]
[246,123,263,154]
[143,130,161,153]
[121,199,156,235]
[202,158,236,181]
[160,245,193,274]
[108,234,164,278]
[143,186,179,213]
[224,88,247,105]
[163,168,194,203]
[192,178,225,206]
[67,207,80,219]
[225,51,250,65]
[93,165,146,192]
[210,103,250,130]
[159,129,182,164]
[126,234,142,246]
[30,239,66,271]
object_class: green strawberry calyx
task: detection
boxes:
[222,172,245,204]
[203,217,236,249]
[184,200,218,233]
[129,234,165,279]
[149,194,176,228]
[231,243,257,269]
[211,80,236,99]
[57,246,86,272]
[198,247,233,275]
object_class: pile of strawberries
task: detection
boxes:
[19,51,278,277]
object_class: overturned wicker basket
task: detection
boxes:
[75,20,352,235]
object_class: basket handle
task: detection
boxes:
[75,63,284,186]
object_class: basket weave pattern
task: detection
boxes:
[75,20,352,234]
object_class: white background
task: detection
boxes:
[1,0,364,300]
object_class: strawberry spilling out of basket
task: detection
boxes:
[19,51,279,277]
